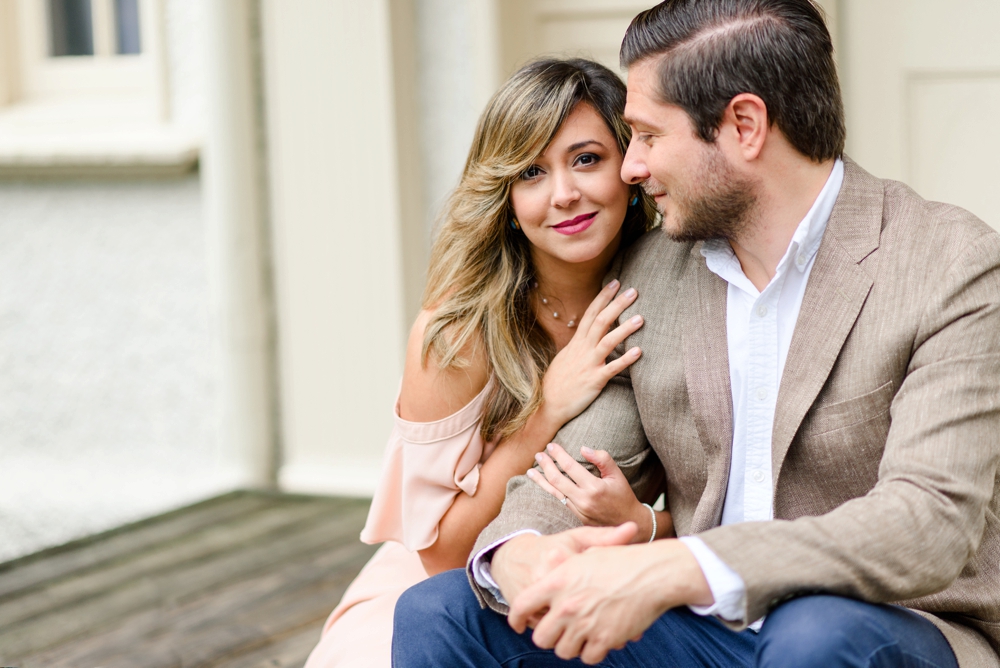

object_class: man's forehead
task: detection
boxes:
[625,58,660,97]
[624,61,676,129]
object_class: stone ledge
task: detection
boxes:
[0,131,200,177]
[0,99,201,178]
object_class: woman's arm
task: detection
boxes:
[417,402,564,575]
[415,280,644,575]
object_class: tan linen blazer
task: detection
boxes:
[469,159,1000,667]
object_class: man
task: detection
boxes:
[393,1,1000,666]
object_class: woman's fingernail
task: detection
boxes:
[632,347,642,356]
[526,468,536,477]
[582,446,594,455]
[624,288,637,299]
[631,315,643,325]
[607,279,619,290]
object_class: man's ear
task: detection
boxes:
[723,93,768,161]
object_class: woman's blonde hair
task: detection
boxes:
[422,58,658,443]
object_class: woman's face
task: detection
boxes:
[510,103,631,267]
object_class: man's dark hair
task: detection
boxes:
[620,0,845,161]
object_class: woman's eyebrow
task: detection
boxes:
[566,139,605,152]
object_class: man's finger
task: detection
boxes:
[580,639,613,666]
[567,523,638,550]
[551,618,588,660]
[508,579,556,635]
[530,602,571,652]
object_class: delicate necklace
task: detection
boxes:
[532,281,578,328]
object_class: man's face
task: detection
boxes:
[621,58,756,242]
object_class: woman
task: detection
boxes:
[305,58,669,668]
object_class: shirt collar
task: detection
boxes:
[701,158,845,281]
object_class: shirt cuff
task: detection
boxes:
[678,535,748,623]
[470,529,541,607]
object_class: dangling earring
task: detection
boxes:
[630,194,639,206]
[509,218,521,231]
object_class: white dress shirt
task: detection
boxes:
[679,158,844,626]
[473,160,846,625]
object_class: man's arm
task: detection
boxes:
[699,230,1000,626]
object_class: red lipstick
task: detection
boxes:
[553,212,598,235]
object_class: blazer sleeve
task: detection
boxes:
[466,368,658,612]
[698,230,1000,627]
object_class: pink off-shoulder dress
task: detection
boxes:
[304,380,496,668]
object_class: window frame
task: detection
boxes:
[16,0,165,114]
[0,0,196,177]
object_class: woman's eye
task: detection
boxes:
[575,153,600,167]
[520,165,542,180]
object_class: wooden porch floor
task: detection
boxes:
[0,491,378,668]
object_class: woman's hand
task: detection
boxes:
[540,279,643,427]
[527,443,673,543]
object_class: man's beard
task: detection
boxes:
[644,145,757,243]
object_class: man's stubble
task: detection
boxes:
[644,143,758,244]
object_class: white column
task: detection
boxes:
[0,0,20,106]
[201,0,281,488]
[416,0,501,251]
[262,0,408,497]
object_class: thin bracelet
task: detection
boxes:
[642,503,657,543]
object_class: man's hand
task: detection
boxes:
[492,525,638,609]
[508,539,713,665]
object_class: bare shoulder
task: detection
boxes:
[398,308,491,423]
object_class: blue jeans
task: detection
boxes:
[392,569,959,668]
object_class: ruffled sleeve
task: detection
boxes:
[360,379,495,551]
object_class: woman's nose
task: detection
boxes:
[550,172,581,208]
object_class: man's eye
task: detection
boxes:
[521,165,542,180]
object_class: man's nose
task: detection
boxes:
[551,171,581,208]
[621,140,650,185]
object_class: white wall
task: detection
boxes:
[0,176,231,563]
[839,0,1000,231]
[0,0,229,563]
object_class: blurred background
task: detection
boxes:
[0,0,998,562]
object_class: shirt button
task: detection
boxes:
[756,388,767,401]
[752,470,766,484]
[796,253,808,266]
[756,305,768,317]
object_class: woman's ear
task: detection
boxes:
[723,93,768,161]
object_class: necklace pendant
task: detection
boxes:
[552,311,559,319]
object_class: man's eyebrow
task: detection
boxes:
[566,139,607,153]
[623,113,656,130]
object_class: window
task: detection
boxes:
[0,0,198,176]
[49,0,142,57]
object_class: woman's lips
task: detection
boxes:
[553,211,598,235]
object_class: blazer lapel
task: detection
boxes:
[771,158,883,478]
[682,255,734,533]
